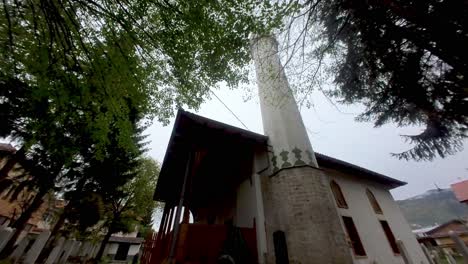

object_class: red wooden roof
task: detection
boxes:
[426,219,468,238]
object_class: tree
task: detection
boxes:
[94,156,160,260]
[0,30,150,256]
[0,1,292,257]
[280,0,468,161]
[0,3,141,256]
[130,158,160,238]
[35,116,148,262]
[0,0,290,248]
[0,0,288,125]
[0,0,288,183]
[0,132,80,257]
[0,0,296,261]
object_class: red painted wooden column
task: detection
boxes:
[156,204,169,245]
[182,207,190,224]
[157,206,174,261]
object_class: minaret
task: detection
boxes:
[251,35,353,263]
[252,35,318,171]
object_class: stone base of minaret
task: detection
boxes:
[261,166,353,264]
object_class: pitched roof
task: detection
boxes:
[315,153,406,189]
[109,236,144,244]
[153,110,406,201]
[451,180,468,203]
[412,225,439,235]
[425,219,468,238]
[154,109,268,202]
[0,143,16,153]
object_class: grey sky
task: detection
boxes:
[146,84,468,201]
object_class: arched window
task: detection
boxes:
[330,180,348,209]
[366,189,383,214]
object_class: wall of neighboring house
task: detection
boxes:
[105,243,119,256]
[434,237,457,253]
[128,244,141,257]
[437,235,468,245]
[324,166,428,264]
[433,235,468,255]
[0,164,49,230]
[105,242,141,262]
[0,190,51,226]
[429,222,468,254]
[0,158,62,246]
[0,159,45,243]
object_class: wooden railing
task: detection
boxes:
[140,224,257,264]
[140,232,158,264]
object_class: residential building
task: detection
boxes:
[104,235,144,263]
[416,219,468,255]
[0,143,63,239]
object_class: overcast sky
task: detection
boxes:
[146,83,468,201]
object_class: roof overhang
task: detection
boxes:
[315,153,407,189]
[109,236,144,244]
[153,109,268,203]
[153,110,406,202]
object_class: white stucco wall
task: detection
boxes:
[128,244,140,256]
[235,173,268,264]
[326,167,428,264]
[236,177,257,228]
[105,243,118,255]
[106,242,140,261]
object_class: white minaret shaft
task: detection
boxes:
[251,35,353,264]
[251,35,318,172]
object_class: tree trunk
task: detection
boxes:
[95,224,115,261]
[0,189,46,259]
[47,210,67,245]
[38,178,84,262]
[0,147,25,181]
[44,192,78,245]
[37,210,68,262]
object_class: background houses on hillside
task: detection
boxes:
[416,219,468,255]
[398,188,468,229]
[0,143,145,263]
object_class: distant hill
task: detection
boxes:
[397,188,468,229]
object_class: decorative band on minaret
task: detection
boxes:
[251,35,318,173]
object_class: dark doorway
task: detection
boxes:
[115,243,130,260]
[273,231,289,264]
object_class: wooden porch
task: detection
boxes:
[143,110,267,264]
[141,221,257,264]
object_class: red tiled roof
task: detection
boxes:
[426,219,468,238]
[451,180,468,203]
